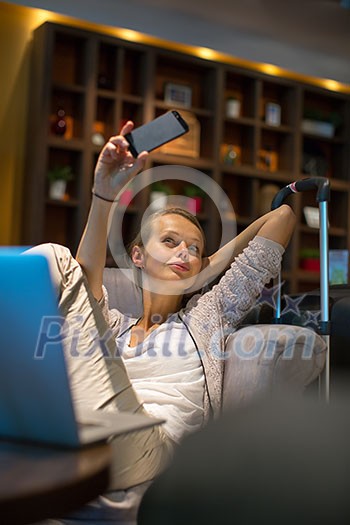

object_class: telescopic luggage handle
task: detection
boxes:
[270,176,331,400]
[271,177,330,210]
[270,176,330,334]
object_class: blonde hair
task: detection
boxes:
[127,207,207,257]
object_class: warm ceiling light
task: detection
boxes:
[260,63,280,76]
[322,79,343,92]
[195,47,217,60]
[116,28,142,42]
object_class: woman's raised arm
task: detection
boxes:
[198,204,296,288]
[76,121,148,301]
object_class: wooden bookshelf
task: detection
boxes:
[22,22,350,293]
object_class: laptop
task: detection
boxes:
[0,247,163,448]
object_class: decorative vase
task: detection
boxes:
[150,191,168,212]
[49,180,67,200]
[187,196,202,215]
[226,98,241,118]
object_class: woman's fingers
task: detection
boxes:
[107,135,129,151]
[135,150,148,169]
[96,122,146,176]
[99,136,129,164]
[120,120,134,136]
[139,150,148,160]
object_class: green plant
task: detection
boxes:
[150,181,172,194]
[299,247,320,259]
[47,165,74,183]
[183,185,205,198]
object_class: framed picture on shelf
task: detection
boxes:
[329,250,349,285]
[164,83,192,108]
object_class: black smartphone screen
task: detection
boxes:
[125,110,189,157]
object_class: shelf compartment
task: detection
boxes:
[120,101,144,129]
[299,225,349,252]
[301,190,349,229]
[260,80,297,128]
[302,137,348,181]
[195,114,215,158]
[258,128,295,172]
[302,90,348,140]
[44,205,80,250]
[222,121,255,166]
[224,71,256,119]
[94,97,117,143]
[329,236,350,250]
[52,32,87,86]
[221,174,256,219]
[47,148,83,202]
[298,229,320,247]
[122,49,147,96]
[50,89,85,139]
[145,164,213,217]
[328,189,348,231]
[96,42,119,91]
[155,54,216,111]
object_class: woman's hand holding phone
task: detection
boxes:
[93,111,188,202]
[93,120,148,203]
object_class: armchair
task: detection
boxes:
[103,268,326,411]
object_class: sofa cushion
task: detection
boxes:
[223,324,327,410]
[103,268,142,317]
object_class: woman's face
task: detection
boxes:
[132,214,204,291]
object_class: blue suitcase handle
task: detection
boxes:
[271,177,330,210]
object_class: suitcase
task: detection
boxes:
[278,285,350,374]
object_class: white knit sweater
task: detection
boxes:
[102,235,284,422]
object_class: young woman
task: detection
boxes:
[35,120,295,519]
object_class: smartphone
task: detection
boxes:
[125,110,189,157]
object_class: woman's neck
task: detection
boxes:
[141,289,183,330]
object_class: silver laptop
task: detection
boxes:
[0,247,163,448]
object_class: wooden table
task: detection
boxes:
[0,439,111,524]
